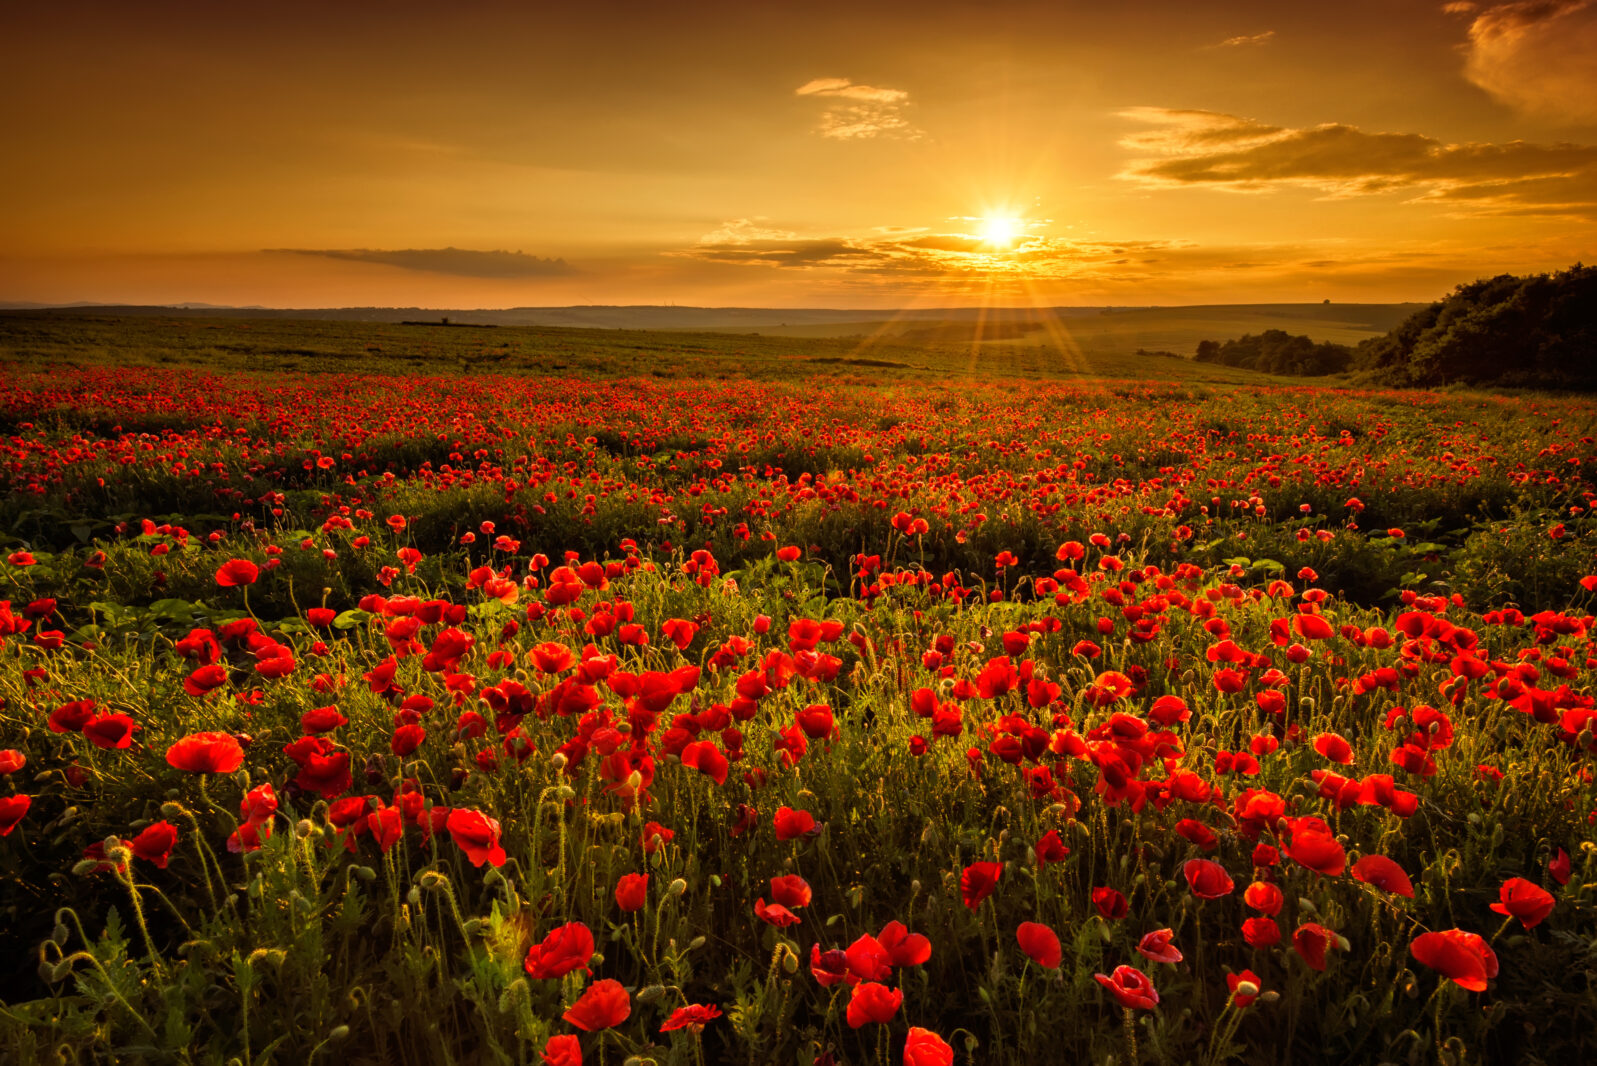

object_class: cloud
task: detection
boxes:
[1214,30,1276,47]
[271,247,574,278]
[1454,1,1597,123]
[795,77,922,140]
[1117,107,1597,216]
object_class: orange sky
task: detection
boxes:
[4,0,1595,308]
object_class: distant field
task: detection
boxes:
[0,311,1330,386]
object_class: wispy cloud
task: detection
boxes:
[795,77,923,140]
[1213,30,1276,47]
[270,247,574,278]
[1452,1,1597,123]
[1117,107,1597,217]
[669,219,1476,297]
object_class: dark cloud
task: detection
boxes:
[271,247,574,278]
[1118,107,1597,215]
[1455,1,1597,123]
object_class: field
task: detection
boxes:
[0,314,1595,1066]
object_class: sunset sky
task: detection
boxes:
[5,0,1596,308]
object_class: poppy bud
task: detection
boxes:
[556,785,577,801]
[161,802,185,819]
[689,936,706,950]
[407,886,422,906]
[51,922,69,946]
[296,819,315,839]
[637,984,666,1003]
[419,871,446,891]
[353,866,376,882]
[326,1026,349,1042]
[550,752,568,771]
[668,878,688,897]
[783,948,800,974]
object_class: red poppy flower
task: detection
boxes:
[1241,917,1281,947]
[183,663,229,697]
[1183,859,1235,899]
[1549,848,1571,886]
[48,699,97,733]
[165,732,244,774]
[1489,877,1555,929]
[1351,855,1414,898]
[960,861,1002,910]
[680,740,729,786]
[1312,732,1354,765]
[523,922,594,978]
[795,704,837,740]
[540,1034,580,1066]
[301,705,348,734]
[1227,969,1262,1008]
[83,713,141,750]
[1092,886,1128,920]
[1034,829,1069,867]
[877,921,931,966]
[1285,826,1346,877]
[1243,880,1284,915]
[904,1027,954,1066]
[214,559,259,587]
[1136,928,1183,964]
[446,807,506,867]
[845,981,903,1028]
[1016,921,1062,968]
[1411,929,1499,991]
[368,806,403,852]
[130,821,178,868]
[771,874,812,909]
[615,872,648,912]
[773,806,816,841]
[0,794,31,836]
[1094,965,1159,1010]
[660,1003,722,1033]
[562,978,630,1031]
[754,898,802,927]
[1292,922,1341,971]
[810,945,851,987]
[845,933,892,981]
[0,750,24,775]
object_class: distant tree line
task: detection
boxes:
[1193,264,1597,390]
[1194,330,1352,376]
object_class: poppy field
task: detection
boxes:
[0,329,1595,1065]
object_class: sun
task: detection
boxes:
[978,215,1024,249]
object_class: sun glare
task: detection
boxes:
[978,215,1024,248]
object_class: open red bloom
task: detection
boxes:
[1136,928,1183,964]
[0,794,31,836]
[215,559,260,587]
[84,713,141,750]
[754,897,802,927]
[774,805,817,841]
[1242,916,1281,947]
[1351,855,1414,898]
[1285,825,1346,877]
[130,821,178,868]
[960,861,1002,910]
[1549,848,1572,886]
[562,978,630,1031]
[865,922,925,969]
[1489,877,1555,929]
[1292,922,1341,971]
[184,663,230,697]
[846,933,892,981]
[615,872,648,912]
[770,874,811,909]
[446,807,506,867]
[1183,859,1235,899]
[1092,886,1128,920]
[660,1003,722,1033]
[845,981,903,1028]
[1016,921,1061,968]
[1094,965,1159,1010]
[1411,929,1499,991]
[523,921,594,978]
[1312,732,1354,764]
[1034,829,1069,867]
[540,1034,581,1066]
[165,732,244,774]
[904,1027,954,1066]
[0,750,25,775]
[1227,969,1262,1008]
[1243,880,1284,916]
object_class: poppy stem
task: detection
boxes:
[1123,1007,1139,1064]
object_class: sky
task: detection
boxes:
[4,0,1596,308]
